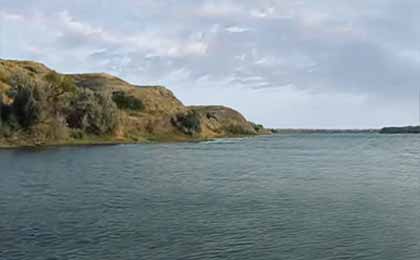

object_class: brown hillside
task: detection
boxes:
[0,59,269,147]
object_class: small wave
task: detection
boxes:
[202,137,249,144]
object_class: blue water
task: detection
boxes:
[1,134,420,260]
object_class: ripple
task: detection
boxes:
[1,133,420,259]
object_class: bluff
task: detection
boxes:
[0,60,270,147]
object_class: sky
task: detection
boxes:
[1,0,420,128]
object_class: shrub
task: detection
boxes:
[112,91,144,111]
[225,124,255,135]
[6,74,43,129]
[67,89,119,135]
[30,114,69,142]
[44,71,77,101]
[250,122,264,132]
[70,129,85,139]
[0,100,18,133]
[172,111,201,135]
[13,85,42,128]
[23,66,38,74]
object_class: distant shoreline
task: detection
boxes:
[272,126,420,134]
[272,129,379,134]
[379,126,420,134]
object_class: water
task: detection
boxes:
[1,133,420,260]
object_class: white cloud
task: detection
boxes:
[167,42,208,57]
[57,11,103,36]
[250,7,276,18]
[225,26,251,33]
[2,0,420,127]
[28,11,209,59]
[255,56,279,66]
[197,1,244,17]
[0,11,25,22]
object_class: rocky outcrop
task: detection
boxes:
[190,106,268,137]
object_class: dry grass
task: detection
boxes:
[0,70,6,83]
[0,59,267,148]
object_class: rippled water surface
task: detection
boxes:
[1,134,420,259]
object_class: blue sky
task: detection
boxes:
[1,0,419,128]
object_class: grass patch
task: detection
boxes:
[0,70,7,83]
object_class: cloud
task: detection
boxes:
[0,11,25,22]
[58,11,103,36]
[225,26,251,33]
[250,7,277,19]
[2,0,420,127]
[197,1,245,17]
[53,11,210,58]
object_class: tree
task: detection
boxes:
[112,91,144,111]
[12,85,41,128]
[172,111,201,135]
[66,89,119,135]
[7,74,42,129]
[44,71,77,101]
[43,72,77,115]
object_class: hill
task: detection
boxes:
[0,59,270,147]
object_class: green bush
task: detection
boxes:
[67,89,119,135]
[225,124,255,135]
[0,99,18,134]
[12,85,41,128]
[0,71,126,140]
[5,74,43,129]
[250,122,264,132]
[172,111,201,135]
[44,71,77,101]
[70,129,85,139]
[112,91,144,111]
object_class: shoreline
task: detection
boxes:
[0,133,271,149]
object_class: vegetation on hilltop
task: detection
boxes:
[0,71,121,144]
[0,60,270,147]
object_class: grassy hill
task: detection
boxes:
[0,59,270,147]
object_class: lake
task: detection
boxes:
[1,133,420,260]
